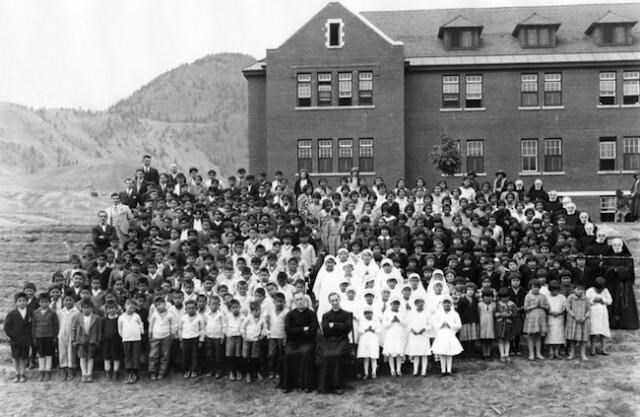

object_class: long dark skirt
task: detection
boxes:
[282,342,316,391]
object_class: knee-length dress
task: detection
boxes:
[546,294,566,345]
[405,310,432,356]
[523,293,549,335]
[495,300,517,340]
[586,287,612,337]
[478,301,496,340]
[456,296,479,342]
[357,318,381,359]
[431,309,463,356]
[565,294,591,342]
[382,310,407,356]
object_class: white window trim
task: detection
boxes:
[325,19,345,49]
[295,105,375,111]
[597,104,621,109]
[518,106,541,111]
[541,105,565,110]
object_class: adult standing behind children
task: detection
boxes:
[282,292,318,393]
[317,293,353,394]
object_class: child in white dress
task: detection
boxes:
[382,297,406,377]
[405,296,432,376]
[431,296,463,377]
[586,277,612,355]
[546,281,566,359]
[357,307,381,379]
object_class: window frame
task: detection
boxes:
[358,138,374,172]
[601,24,627,45]
[296,73,312,107]
[521,73,539,107]
[297,139,313,172]
[599,71,616,105]
[317,139,333,173]
[338,138,354,173]
[543,138,563,172]
[326,19,344,49]
[623,136,640,170]
[521,139,539,173]
[599,137,617,171]
[465,75,483,108]
[338,72,353,106]
[358,71,373,106]
[466,140,484,174]
[317,72,333,107]
[623,71,640,105]
[543,73,562,106]
[442,75,460,108]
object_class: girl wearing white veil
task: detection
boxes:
[354,250,380,293]
[312,255,341,321]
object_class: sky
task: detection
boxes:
[0,0,637,110]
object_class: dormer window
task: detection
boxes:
[586,11,637,46]
[325,19,344,48]
[512,14,560,48]
[437,16,483,50]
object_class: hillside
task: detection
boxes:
[0,52,254,193]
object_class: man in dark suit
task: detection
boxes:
[141,154,160,185]
[134,169,150,197]
[92,210,116,253]
[119,178,139,209]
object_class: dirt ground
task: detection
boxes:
[0,206,638,417]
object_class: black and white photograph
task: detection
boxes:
[0,0,639,416]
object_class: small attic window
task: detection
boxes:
[437,16,483,51]
[326,19,344,48]
[525,27,551,47]
[601,24,627,45]
[450,30,474,49]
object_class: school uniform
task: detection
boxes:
[179,313,205,373]
[223,312,244,358]
[204,309,225,374]
[118,312,144,370]
[266,308,288,375]
[72,313,102,359]
[148,310,174,376]
[32,307,59,357]
[4,307,32,360]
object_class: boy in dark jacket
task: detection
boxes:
[4,292,32,382]
[32,292,59,381]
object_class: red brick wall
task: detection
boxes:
[263,3,405,186]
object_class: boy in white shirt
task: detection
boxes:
[117,299,144,384]
[148,297,173,380]
[224,299,244,380]
[204,295,225,378]
[266,292,288,380]
[178,299,205,378]
[241,301,266,383]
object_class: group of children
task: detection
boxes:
[2,161,633,387]
[4,264,614,384]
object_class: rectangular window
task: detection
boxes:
[600,196,616,222]
[539,28,550,46]
[317,73,332,106]
[603,25,627,45]
[338,72,352,106]
[466,140,484,174]
[623,71,640,105]
[297,73,311,107]
[599,72,616,105]
[358,71,373,105]
[521,74,538,107]
[599,137,617,171]
[338,139,353,172]
[358,138,374,172]
[544,73,562,106]
[297,140,313,172]
[623,137,640,170]
[326,20,344,48]
[526,28,538,47]
[465,75,483,108]
[543,138,563,172]
[443,75,460,108]
[451,30,473,49]
[521,139,538,172]
[317,139,333,173]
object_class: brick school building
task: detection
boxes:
[242,2,640,220]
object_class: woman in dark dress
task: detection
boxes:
[317,293,353,394]
[583,230,610,290]
[603,238,639,330]
[282,293,318,392]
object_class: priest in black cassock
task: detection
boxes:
[282,292,318,393]
[318,292,353,394]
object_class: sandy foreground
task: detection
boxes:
[0,195,638,417]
